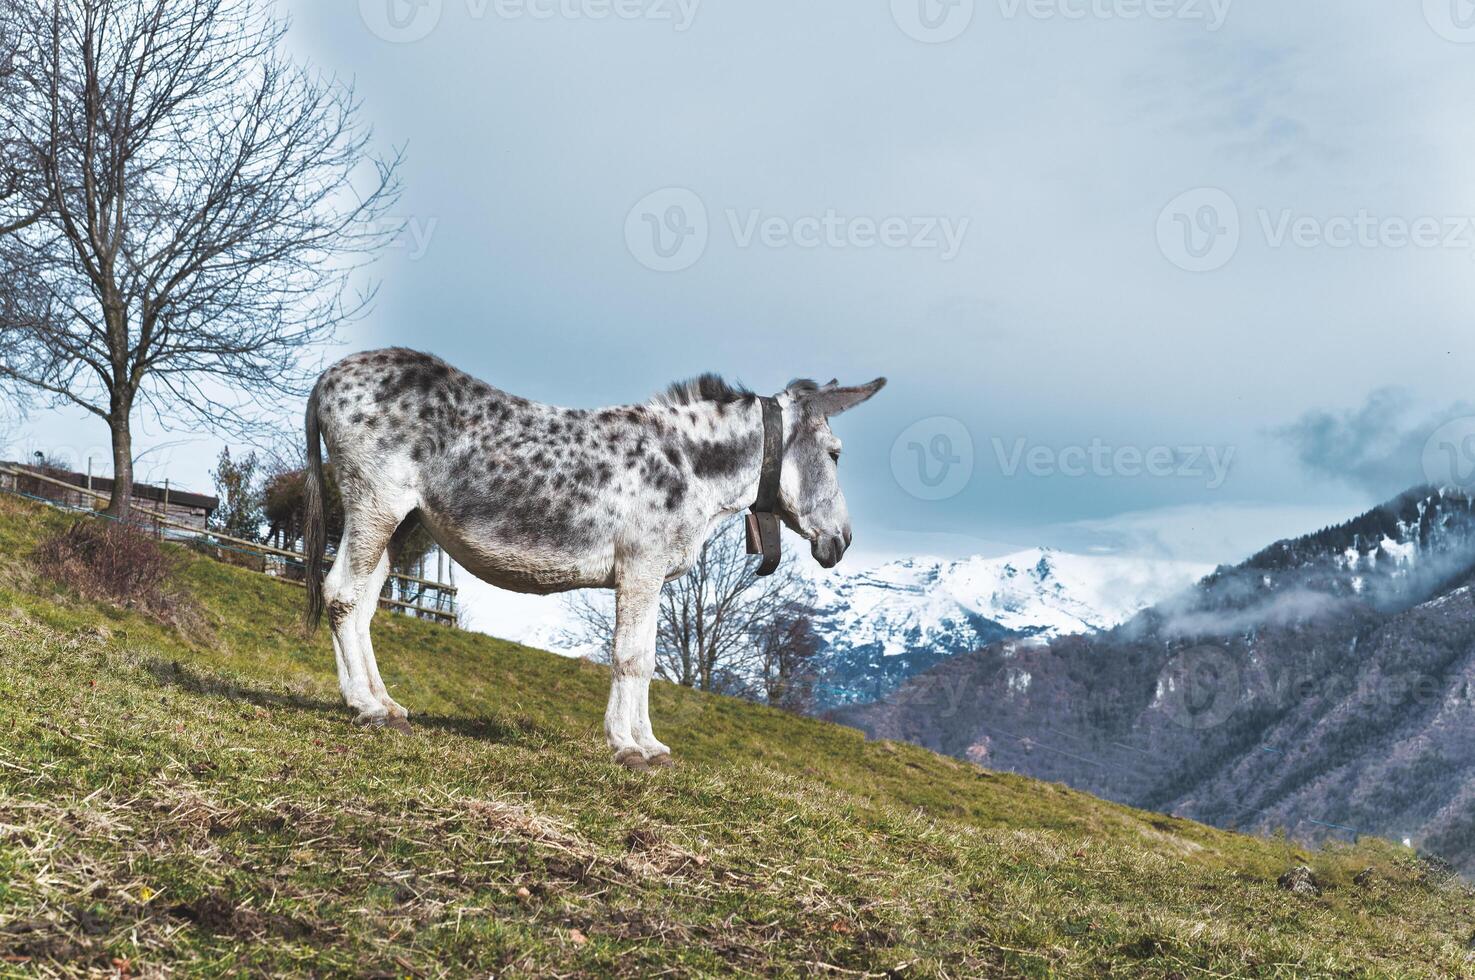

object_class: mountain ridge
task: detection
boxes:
[836,485,1475,873]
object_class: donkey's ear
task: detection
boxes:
[806,377,886,417]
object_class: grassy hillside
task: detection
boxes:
[1,493,1473,977]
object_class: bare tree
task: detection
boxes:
[0,12,47,406]
[0,0,401,518]
[753,603,821,712]
[0,13,45,238]
[564,518,817,700]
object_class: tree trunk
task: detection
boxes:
[105,399,134,520]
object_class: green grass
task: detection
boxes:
[1,493,1472,977]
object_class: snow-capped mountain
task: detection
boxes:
[461,542,1212,710]
[807,548,1212,707]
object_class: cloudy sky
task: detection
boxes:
[8,0,1475,631]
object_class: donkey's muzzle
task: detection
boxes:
[812,530,849,569]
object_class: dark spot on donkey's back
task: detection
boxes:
[688,434,759,478]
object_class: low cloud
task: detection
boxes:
[1275,387,1474,497]
[1159,587,1340,639]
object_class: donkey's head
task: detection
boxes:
[775,378,887,568]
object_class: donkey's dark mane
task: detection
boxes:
[655,373,822,407]
[655,373,755,407]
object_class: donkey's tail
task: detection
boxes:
[303,380,328,632]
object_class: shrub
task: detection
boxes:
[34,518,192,624]
[209,447,266,543]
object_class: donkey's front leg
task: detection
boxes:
[605,572,671,770]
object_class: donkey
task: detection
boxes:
[303,348,884,769]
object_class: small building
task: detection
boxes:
[0,462,219,529]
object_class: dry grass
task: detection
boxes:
[1,496,1474,977]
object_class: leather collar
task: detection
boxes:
[744,396,783,576]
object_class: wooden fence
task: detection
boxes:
[0,464,458,626]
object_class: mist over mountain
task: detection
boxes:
[835,487,1475,873]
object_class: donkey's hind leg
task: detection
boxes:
[324,501,412,729]
[355,550,410,727]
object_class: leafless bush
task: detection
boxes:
[34,518,199,628]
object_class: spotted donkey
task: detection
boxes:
[304,349,884,769]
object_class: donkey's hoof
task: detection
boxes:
[646,752,675,768]
[614,748,649,771]
[353,712,411,734]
